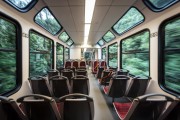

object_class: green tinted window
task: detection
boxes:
[162,17,180,93]
[103,31,115,43]
[35,8,62,35]
[102,47,106,60]
[58,32,70,42]
[108,43,118,67]
[65,47,70,60]
[5,0,38,12]
[98,39,105,46]
[29,31,53,77]
[113,7,144,35]
[66,39,74,46]
[0,17,19,94]
[56,43,64,68]
[121,30,149,76]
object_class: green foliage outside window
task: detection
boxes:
[103,31,115,43]
[0,18,16,94]
[113,7,144,35]
[102,47,106,60]
[29,31,53,77]
[149,0,177,9]
[98,39,105,46]
[66,39,73,46]
[122,30,149,76]
[56,43,64,68]
[35,8,62,35]
[65,47,69,60]
[58,32,69,43]
[108,43,118,67]
[164,18,180,93]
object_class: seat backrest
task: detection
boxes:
[72,61,79,69]
[71,75,89,95]
[107,75,130,98]
[126,76,151,98]
[50,75,71,98]
[59,94,94,120]
[57,67,64,75]
[116,69,129,76]
[123,94,174,120]
[96,67,104,79]
[92,60,99,74]
[0,96,28,120]
[61,69,74,83]
[75,69,87,76]
[100,61,107,69]
[79,61,86,68]
[65,61,71,68]
[47,70,59,82]
[28,76,54,97]
[17,94,61,120]
[99,69,114,85]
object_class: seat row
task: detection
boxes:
[65,60,86,69]
[91,60,107,74]
[0,93,94,120]
[28,75,90,98]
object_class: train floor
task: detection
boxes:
[88,69,119,120]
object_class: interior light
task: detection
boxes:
[84,24,90,37]
[85,0,96,23]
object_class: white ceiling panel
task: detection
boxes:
[95,0,113,5]
[50,7,76,32]
[43,0,68,6]
[69,32,84,44]
[98,6,129,31]
[35,0,46,11]
[133,0,146,10]
[112,0,137,5]
[68,0,85,5]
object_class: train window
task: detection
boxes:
[102,31,115,43]
[112,7,144,35]
[29,30,54,77]
[102,47,106,60]
[56,43,64,68]
[66,39,74,46]
[0,14,22,95]
[143,0,179,12]
[97,39,105,46]
[159,14,180,95]
[34,7,62,35]
[120,30,150,76]
[65,47,70,60]
[4,0,38,12]
[58,31,70,43]
[108,42,118,67]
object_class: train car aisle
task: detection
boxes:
[88,69,115,120]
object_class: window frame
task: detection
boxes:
[143,0,179,12]
[58,31,70,43]
[4,0,38,13]
[56,42,64,68]
[29,29,54,77]
[112,6,145,36]
[102,31,116,43]
[65,47,70,60]
[0,12,22,96]
[158,13,180,96]
[120,29,150,77]
[108,42,118,68]
[66,38,74,46]
[101,47,106,60]
[97,39,106,46]
[34,7,63,36]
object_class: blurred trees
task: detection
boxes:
[108,43,118,67]
[56,43,64,68]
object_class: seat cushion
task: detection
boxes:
[113,102,132,119]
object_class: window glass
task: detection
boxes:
[34,8,62,35]
[113,7,144,35]
[102,47,106,60]
[66,39,74,46]
[0,17,20,94]
[29,31,53,77]
[162,17,180,93]
[58,32,69,43]
[98,39,105,46]
[102,31,115,43]
[65,47,70,60]
[149,0,177,8]
[121,30,149,76]
[56,43,64,68]
[108,43,118,67]
[5,0,38,12]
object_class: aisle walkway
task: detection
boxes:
[88,69,118,120]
